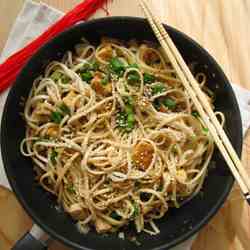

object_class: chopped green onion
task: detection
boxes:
[143,73,155,84]
[132,202,139,218]
[116,112,127,128]
[50,149,58,164]
[101,78,108,85]
[50,71,61,81]
[192,111,200,118]
[80,72,93,82]
[59,103,70,115]
[109,57,125,75]
[92,61,100,71]
[125,96,134,106]
[125,104,133,114]
[79,63,91,72]
[51,111,63,124]
[162,98,176,109]
[127,63,139,69]
[203,127,209,134]
[116,96,136,132]
[101,74,109,85]
[51,71,70,84]
[127,72,140,85]
[67,184,76,194]
[151,83,166,95]
[126,113,135,130]
[110,211,122,220]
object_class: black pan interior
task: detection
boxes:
[1,17,242,250]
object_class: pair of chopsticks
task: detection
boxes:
[138,0,250,205]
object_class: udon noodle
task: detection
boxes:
[21,37,223,235]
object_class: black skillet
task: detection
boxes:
[1,17,242,250]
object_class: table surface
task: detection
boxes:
[0,1,250,250]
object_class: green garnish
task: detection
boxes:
[79,63,91,72]
[116,96,136,132]
[51,111,63,124]
[162,98,176,109]
[67,184,76,194]
[125,104,133,114]
[92,61,100,71]
[116,112,127,128]
[109,57,125,75]
[101,74,109,85]
[116,99,136,132]
[203,127,209,134]
[50,71,61,81]
[80,72,93,82]
[50,149,58,164]
[192,111,200,118]
[127,63,139,69]
[127,72,140,85]
[51,71,70,84]
[143,73,155,84]
[151,83,166,95]
[127,113,135,130]
[110,211,122,220]
[59,103,70,115]
[132,202,139,218]
[125,96,134,106]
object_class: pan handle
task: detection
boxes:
[12,224,51,250]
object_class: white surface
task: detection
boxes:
[0,1,249,249]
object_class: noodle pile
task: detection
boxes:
[21,37,222,235]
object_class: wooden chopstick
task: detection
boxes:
[138,0,250,204]
[139,0,250,188]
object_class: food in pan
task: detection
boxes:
[21,37,224,235]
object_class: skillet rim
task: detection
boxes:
[1,16,242,250]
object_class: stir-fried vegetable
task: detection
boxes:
[92,61,100,71]
[51,111,63,124]
[127,63,139,69]
[132,202,139,218]
[116,96,136,132]
[109,57,125,75]
[50,149,58,164]
[80,72,93,82]
[192,111,200,118]
[127,71,140,85]
[143,73,155,84]
[50,71,70,84]
[101,74,110,85]
[59,103,71,115]
[67,183,76,194]
[203,127,209,134]
[151,83,166,95]
[162,98,176,109]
